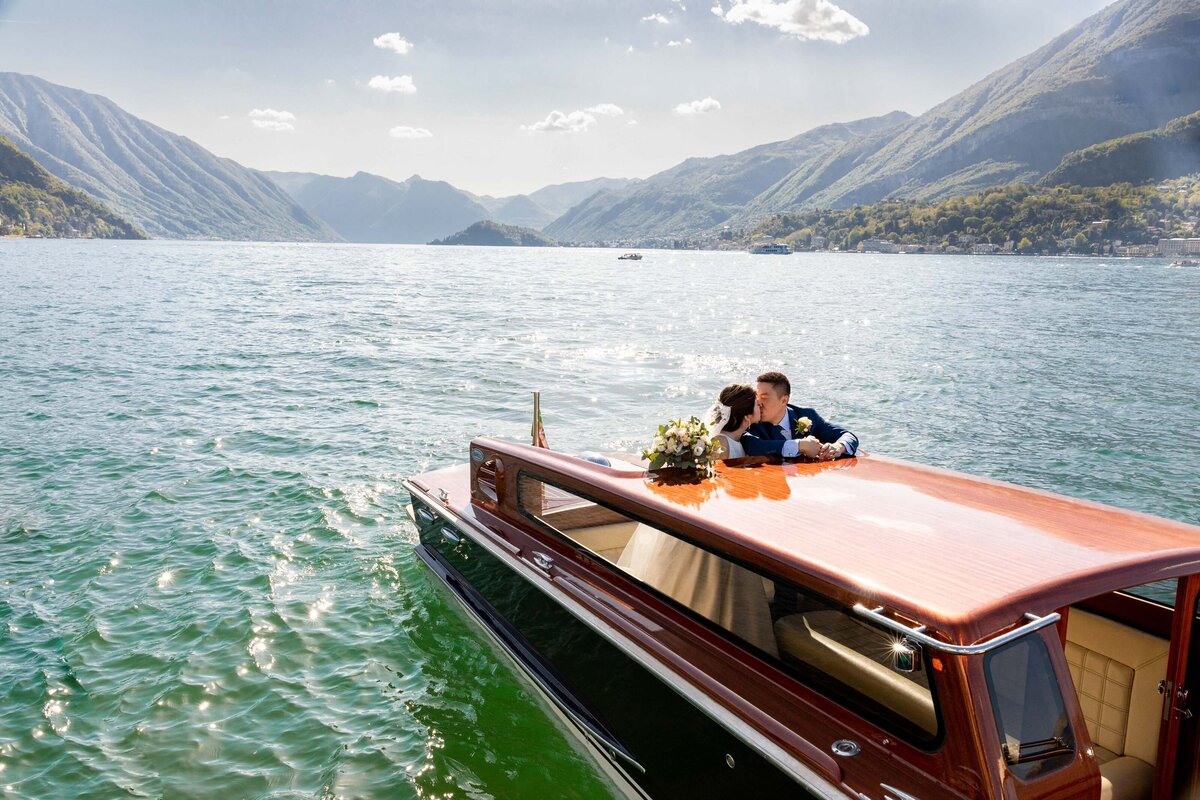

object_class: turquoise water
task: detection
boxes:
[1,240,1197,799]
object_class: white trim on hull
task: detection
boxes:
[404,480,848,800]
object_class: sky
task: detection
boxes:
[0,0,1116,197]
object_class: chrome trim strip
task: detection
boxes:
[403,481,846,799]
[852,604,1061,655]
[881,783,922,800]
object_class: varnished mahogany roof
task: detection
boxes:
[471,439,1200,644]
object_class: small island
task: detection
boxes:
[430,219,558,247]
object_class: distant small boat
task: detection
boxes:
[1170,259,1197,267]
[618,253,643,261]
[749,243,792,255]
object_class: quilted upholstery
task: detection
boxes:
[1065,609,1169,767]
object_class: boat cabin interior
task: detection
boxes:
[413,439,1200,800]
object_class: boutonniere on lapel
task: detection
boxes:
[794,416,812,437]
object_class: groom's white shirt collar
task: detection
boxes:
[770,406,791,439]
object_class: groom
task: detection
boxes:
[741,371,859,460]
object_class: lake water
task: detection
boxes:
[1,240,1197,799]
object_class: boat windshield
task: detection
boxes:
[519,473,942,746]
[983,634,1075,779]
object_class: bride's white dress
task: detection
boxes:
[714,433,745,459]
[616,429,777,657]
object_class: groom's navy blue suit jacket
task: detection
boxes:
[741,404,859,458]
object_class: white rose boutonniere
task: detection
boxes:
[794,416,813,438]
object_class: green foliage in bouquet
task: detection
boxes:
[642,416,719,475]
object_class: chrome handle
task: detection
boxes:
[415,507,436,525]
[440,527,461,545]
[531,551,554,571]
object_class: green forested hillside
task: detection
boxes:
[1042,111,1200,187]
[753,178,1200,253]
[0,134,144,238]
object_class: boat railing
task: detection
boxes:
[853,604,1061,655]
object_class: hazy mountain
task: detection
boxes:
[489,194,556,229]
[0,73,335,240]
[430,219,558,247]
[803,0,1200,208]
[0,132,143,238]
[526,177,637,217]
[543,112,909,242]
[470,177,638,229]
[264,170,491,244]
[1042,110,1200,187]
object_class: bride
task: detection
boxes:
[706,383,761,459]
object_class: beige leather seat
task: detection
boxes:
[1065,609,1168,800]
[568,521,639,563]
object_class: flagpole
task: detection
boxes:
[531,391,540,447]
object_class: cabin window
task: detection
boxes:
[984,635,1075,780]
[518,473,941,747]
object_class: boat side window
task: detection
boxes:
[983,635,1075,780]
[518,473,941,747]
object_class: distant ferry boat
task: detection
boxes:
[749,242,792,255]
[1170,259,1197,267]
[618,252,643,261]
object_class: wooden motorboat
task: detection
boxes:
[405,439,1200,800]
[1170,259,1197,267]
[618,252,644,260]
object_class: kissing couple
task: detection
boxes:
[706,371,858,461]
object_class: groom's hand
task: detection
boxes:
[796,437,822,459]
[818,442,846,461]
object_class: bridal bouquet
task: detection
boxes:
[643,416,718,475]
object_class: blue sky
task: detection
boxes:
[0,0,1114,196]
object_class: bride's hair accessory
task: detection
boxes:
[706,401,733,433]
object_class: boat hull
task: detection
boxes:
[411,495,829,800]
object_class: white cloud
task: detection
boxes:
[667,37,693,46]
[712,0,868,44]
[641,13,669,23]
[248,108,295,131]
[523,103,623,133]
[671,0,688,8]
[628,119,639,126]
[586,103,624,117]
[373,32,413,54]
[522,110,597,133]
[217,115,230,120]
[389,125,433,139]
[674,96,721,114]
[368,75,417,93]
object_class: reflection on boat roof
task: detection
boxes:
[489,439,1200,644]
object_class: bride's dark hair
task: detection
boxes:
[717,384,757,432]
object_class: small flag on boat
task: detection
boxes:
[531,391,549,449]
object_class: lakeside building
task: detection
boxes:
[1157,238,1200,256]
[859,239,898,254]
[973,243,1000,255]
[1117,244,1157,257]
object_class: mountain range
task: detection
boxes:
[0,0,1196,245]
[543,112,910,242]
[0,72,335,240]
[544,0,1200,242]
